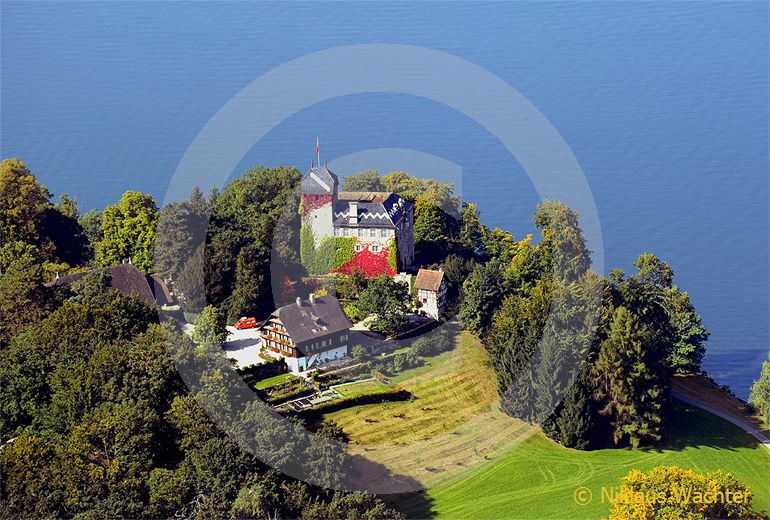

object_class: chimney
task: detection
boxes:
[349,201,358,225]
[309,293,315,304]
[296,296,302,307]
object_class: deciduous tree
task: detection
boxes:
[96,190,158,273]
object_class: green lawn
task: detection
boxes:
[398,400,770,519]
[334,379,390,398]
[388,348,457,384]
[252,372,297,390]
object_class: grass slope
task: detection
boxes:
[327,332,500,445]
[328,332,536,486]
[335,379,390,398]
[405,400,770,519]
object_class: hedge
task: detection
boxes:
[238,358,288,385]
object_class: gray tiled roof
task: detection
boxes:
[51,264,158,306]
[301,164,339,195]
[333,192,412,228]
[275,295,351,344]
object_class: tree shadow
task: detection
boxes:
[347,454,435,518]
[657,399,763,452]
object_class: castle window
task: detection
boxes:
[355,244,362,252]
[369,228,376,237]
[343,228,350,237]
[371,244,380,252]
[380,229,387,238]
[334,228,340,236]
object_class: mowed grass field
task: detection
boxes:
[327,330,769,518]
[398,400,770,519]
[335,379,390,398]
[326,331,537,486]
[326,331,504,445]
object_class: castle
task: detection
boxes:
[300,163,414,276]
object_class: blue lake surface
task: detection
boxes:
[1,2,767,397]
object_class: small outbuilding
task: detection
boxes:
[414,268,447,320]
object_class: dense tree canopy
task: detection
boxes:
[357,275,411,336]
[205,165,301,322]
[0,158,50,251]
[97,190,159,273]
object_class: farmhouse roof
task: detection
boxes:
[333,191,413,228]
[273,295,351,344]
[50,264,167,307]
[301,164,339,195]
[414,268,445,292]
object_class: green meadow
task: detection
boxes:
[400,400,770,519]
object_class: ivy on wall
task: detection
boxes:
[388,237,398,273]
[331,237,357,270]
[301,226,356,275]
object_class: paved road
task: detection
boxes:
[672,391,770,451]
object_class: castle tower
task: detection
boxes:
[300,163,338,245]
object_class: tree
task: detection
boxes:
[193,305,228,346]
[0,247,52,347]
[534,200,591,282]
[343,169,386,191]
[609,466,767,520]
[460,259,504,337]
[665,286,709,373]
[78,208,103,263]
[749,353,770,426]
[413,197,450,264]
[0,158,50,251]
[42,194,90,268]
[357,275,410,336]
[459,202,485,257]
[96,190,158,273]
[204,165,301,320]
[592,306,670,447]
[350,344,369,362]
[154,201,193,282]
[541,366,595,449]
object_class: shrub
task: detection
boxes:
[238,358,288,385]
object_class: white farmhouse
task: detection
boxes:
[259,294,352,374]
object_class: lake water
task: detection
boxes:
[1,2,767,397]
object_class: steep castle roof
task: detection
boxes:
[301,164,338,195]
[333,191,413,228]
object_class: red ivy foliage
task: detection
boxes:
[301,194,332,216]
[333,247,396,277]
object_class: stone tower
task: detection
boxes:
[300,163,338,246]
